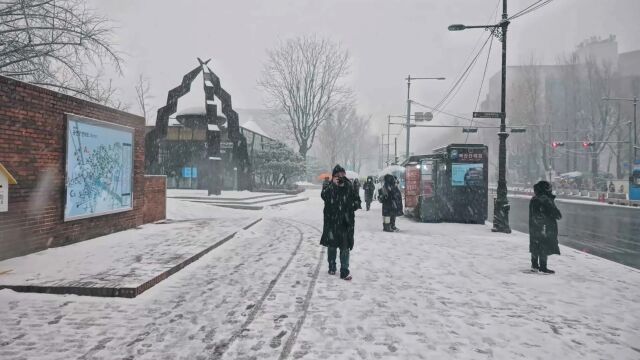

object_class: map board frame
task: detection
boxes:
[64,114,135,221]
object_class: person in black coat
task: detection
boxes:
[529,180,562,274]
[378,174,404,232]
[352,178,362,210]
[320,165,361,280]
[363,176,375,211]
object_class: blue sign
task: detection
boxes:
[451,163,484,187]
[181,167,198,178]
[182,167,192,178]
[65,114,134,221]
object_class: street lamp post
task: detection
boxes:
[405,76,445,160]
[449,0,512,233]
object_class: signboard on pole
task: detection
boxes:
[473,112,503,118]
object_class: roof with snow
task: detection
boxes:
[241,120,272,140]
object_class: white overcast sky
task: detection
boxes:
[92,0,640,149]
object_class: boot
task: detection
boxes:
[531,255,539,271]
[383,223,393,232]
[539,257,555,274]
[391,217,399,232]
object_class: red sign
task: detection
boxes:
[405,167,420,208]
[421,180,433,198]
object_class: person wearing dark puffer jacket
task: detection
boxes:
[363,176,375,211]
[529,180,562,274]
[320,165,361,280]
[378,174,403,232]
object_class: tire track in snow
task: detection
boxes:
[209,218,306,360]
[276,218,324,360]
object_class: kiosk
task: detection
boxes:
[404,144,488,224]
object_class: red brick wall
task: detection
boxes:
[0,76,146,261]
[143,176,166,224]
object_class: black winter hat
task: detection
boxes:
[332,164,346,176]
[533,180,552,195]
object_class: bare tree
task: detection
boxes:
[341,114,371,172]
[583,57,620,177]
[258,36,352,160]
[134,74,153,123]
[0,0,123,105]
[510,56,547,181]
[318,106,354,169]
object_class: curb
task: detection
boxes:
[0,218,263,298]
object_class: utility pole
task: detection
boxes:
[388,115,391,165]
[406,75,412,160]
[380,134,384,169]
[404,76,446,160]
[394,137,398,164]
[448,0,511,232]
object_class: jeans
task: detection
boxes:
[384,215,396,227]
[328,247,350,276]
[531,253,548,268]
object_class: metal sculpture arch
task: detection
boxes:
[145,58,251,193]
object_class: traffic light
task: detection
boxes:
[583,141,595,149]
[551,141,564,149]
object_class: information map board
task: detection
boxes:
[65,114,134,221]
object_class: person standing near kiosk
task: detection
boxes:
[379,174,403,232]
[529,180,562,274]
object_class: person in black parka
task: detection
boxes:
[363,176,375,211]
[378,174,404,232]
[529,180,562,274]
[353,178,362,210]
[320,165,361,280]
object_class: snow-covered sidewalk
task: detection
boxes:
[0,217,261,297]
[0,191,638,359]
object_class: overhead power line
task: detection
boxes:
[509,0,555,20]
[431,0,501,119]
[466,32,495,143]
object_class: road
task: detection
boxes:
[490,194,640,270]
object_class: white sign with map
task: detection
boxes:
[65,114,134,221]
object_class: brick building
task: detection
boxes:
[0,76,165,261]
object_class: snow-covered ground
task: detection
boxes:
[0,217,259,290]
[167,189,283,199]
[0,190,639,359]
